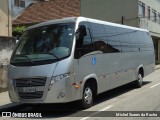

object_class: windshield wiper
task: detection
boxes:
[24,55,34,64]
[48,52,60,61]
[13,55,34,64]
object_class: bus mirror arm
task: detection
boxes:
[75,25,87,40]
[75,48,82,59]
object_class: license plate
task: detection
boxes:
[23,87,36,93]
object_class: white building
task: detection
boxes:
[81,0,160,63]
[12,0,35,18]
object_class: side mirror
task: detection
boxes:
[16,40,19,43]
[16,35,20,44]
[75,25,87,59]
[75,25,87,40]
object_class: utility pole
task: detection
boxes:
[121,16,125,25]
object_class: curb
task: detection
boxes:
[155,66,160,70]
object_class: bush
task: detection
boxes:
[12,26,26,37]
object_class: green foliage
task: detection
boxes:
[12,26,26,37]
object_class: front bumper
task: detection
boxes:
[8,77,75,103]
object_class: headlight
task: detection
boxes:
[48,73,70,90]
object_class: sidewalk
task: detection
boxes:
[0,91,20,110]
[155,65,160,70]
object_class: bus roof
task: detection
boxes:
[27,17,149,33]
[27,17,77,30]
[79,17,148,32]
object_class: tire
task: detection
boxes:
[80,84,94,109]
[135,73,143,88]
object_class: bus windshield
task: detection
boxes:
[11,23,75,66]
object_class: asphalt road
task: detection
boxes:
[0,68,160,120]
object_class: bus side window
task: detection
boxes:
[82,27,93,53]
[90,23,121,53]
[75,23,93,58]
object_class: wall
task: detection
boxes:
[0,37,15,89]
[0,0,12,37]
[80,0,160,35]
[80,0,139,27]
[0,0,13,89]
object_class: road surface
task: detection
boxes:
[0,68,160,120]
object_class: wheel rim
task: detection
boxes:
[84,87,93,105]
[138,74,143,86]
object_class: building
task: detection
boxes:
[81,0,160,63]
[0,0,12,38]
[12,0,80,26]
[12,0,37,19]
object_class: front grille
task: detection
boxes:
[18,91,43,99]
[15,77,46,99]
[15,77,46,87]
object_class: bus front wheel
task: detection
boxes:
[135,73,143,88]
[80,83,94,109]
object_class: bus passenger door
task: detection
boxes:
[73,22,97,100]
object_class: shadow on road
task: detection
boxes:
[94,81,151,105]
[0,81,151,118]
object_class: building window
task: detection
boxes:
[152,9,157,22]
[147,6,150,19]
[14,0,20,6]
[20,1,25,7]
[14,0,25,7]
[139,2,145,17]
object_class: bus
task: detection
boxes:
[8,17,155,108]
